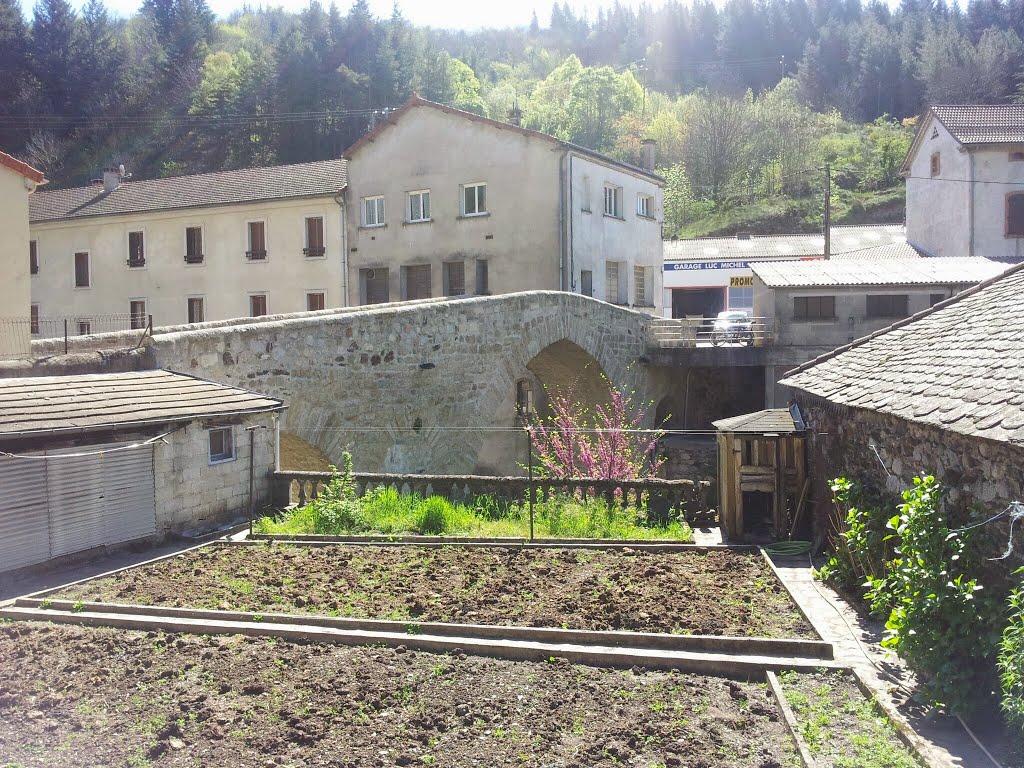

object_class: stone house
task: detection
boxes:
[342,96,665,314]
[903,104,1024,260]
[0,369,283,574]
[28,160,349,330]
[779,261,1024,545]
[752,256,1007,405]
[0,150,46,356]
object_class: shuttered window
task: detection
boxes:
[247,221,267,260]
[634,266,648,306]
[185,227,204,263]
[404,264,432,300]
[306,292,325,311]
[606,261,620,303]
[304,217,325,257]
[444,261,465,296]
[188,297,205,324]
[30,240,39,274]
[250,294,267,317]
[363,268,389,304]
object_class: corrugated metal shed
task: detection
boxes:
[664,225,917,262]
[0,370,284,438]
[750,256,1007,288]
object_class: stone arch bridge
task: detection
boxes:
[132,292,669,474]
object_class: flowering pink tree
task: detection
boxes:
[529,377,666,480]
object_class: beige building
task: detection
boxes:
[903,104,1024,260]
[342,96,664,312]
[28,160,348,331]
[0,151,46,355]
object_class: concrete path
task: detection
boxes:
[770,555,1004,768]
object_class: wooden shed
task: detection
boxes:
[713,406,808,542]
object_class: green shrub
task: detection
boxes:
[999,572,1024,736]
[310,453,362,534]
[415,496,453,535]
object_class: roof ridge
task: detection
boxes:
[780,258,1024,380]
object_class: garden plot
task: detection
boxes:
[776,670,922,768]
[53,543,817,639]
[0,622,803,768]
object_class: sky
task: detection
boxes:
[19,0,633,30]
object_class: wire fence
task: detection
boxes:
[0,313,152,358]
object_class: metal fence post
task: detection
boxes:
[63,318,68,354]
[527,427,534,542]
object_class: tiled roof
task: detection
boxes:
[664,225,917,262]
[750,256,1007,288]
[713,407,806,434]
[0,150,45,184]
[930,104,1024,145]
[0,370,284,437]
[343,95,664,184]
[781,262,1024,445]
[29,159,348,223]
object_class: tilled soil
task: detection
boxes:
[0,622,800,768]
[57,544,816,638]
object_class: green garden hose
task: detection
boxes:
[762,540,812,556]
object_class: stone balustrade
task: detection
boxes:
[272,471,717,527]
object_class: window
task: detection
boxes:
[249,294,267,317]
[129,299,147,330]
[866,294,909,319]
[634,266,649,306]
[606,261,622,303]
[30,304,39,335]
[1008,193,1024,237]
[408,190,431,222]
[929,292,946,307]
[462,183,486,216]
[515,379,534,421]
[930,152,940,177]
[247,221,267,260]
[637,193,654,218]
[581,175,591,213]
[29,241,38,275]
[187,297,205,324]
[793,295,836,320]
[444,261,465,296]
[403,264,432,300]
[306,292,325,311]
[362,195,385,227]
[1010,151,1024,162]
[580,270,593,297]
[74,251,90,288]
[77,319,92,336]
[304,216,325,257]
[128,231,145,267]
[185,227,204,264]
[604,184,622,218]
[208,427,234,464]
[362,268,389,304]
[475,259,489,295]
[728,287,754,312]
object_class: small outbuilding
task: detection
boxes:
[0,369,285,573]
[713,405,808,542]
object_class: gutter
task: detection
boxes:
[335,191,349,307]
[558,152,566,291]
[568,153,576,291]
[968,151,976,257]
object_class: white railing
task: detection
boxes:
[647,316,776,349]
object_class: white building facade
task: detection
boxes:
[343,97,664,312]
[28,160,348,331]
[0,151,46,355]
[903,105,1024,260]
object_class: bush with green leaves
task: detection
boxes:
[999,571,1024,736]
[310,453,362,534]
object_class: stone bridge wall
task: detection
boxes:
[145,292,658,474]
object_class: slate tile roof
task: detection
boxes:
[29,159,348,223]
[781,262,1024,445]
[0,370,284,438]
[713,407,806,434]
[930,104,1024,146]
[664,225,917,262]
[751,256,1007,288]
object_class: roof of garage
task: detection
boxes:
[0,370,285,438]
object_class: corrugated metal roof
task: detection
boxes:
[29,159,348,223]
[0,370,284,437]
[750,256,1007,288]
[931,104,1024,146]
[713,408,804,434]
[781,262,1024,445]
[663,225,917,262]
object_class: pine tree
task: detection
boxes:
[30,0,81,115]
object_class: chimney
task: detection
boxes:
[507,99,523,128]
[641,138,656,171]
[102,165,125,193]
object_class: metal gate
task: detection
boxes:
[0,441,157,572]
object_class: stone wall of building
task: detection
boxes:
[147,291,656,475]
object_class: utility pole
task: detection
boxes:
[823,162,831,260]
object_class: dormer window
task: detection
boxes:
[930,153,940,177]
